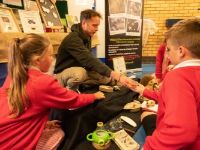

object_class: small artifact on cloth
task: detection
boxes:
[123,101,141,112]
[99,85,113,93]
[113,85,120,91]
[113,129,139,150]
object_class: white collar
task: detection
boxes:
[174,59,200,69]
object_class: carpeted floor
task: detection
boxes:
[127,63,155,79]
[142,64,155,75]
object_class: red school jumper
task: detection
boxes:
[144,60,200,150]
[0,69,95,150]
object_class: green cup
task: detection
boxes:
[86,130,113,146]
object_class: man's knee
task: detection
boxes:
[55,67,88,87]
[70,67,88,81]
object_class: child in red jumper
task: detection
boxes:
[155,41,171,82]
[128,18,200,150]
[0,33,105,150]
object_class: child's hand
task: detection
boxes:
[156,78,161,84]
[167,65,174,71]
[135,83,145,95]
[94,91,105,100]
[46,120,61,129]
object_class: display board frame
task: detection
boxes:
[0,0,24,9]
[36,0,63,29]
[0,6,21,32]
[18,9,44,33]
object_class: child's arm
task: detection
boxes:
[127,82,159,101]
[143,89,159,102]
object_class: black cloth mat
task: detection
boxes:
[49,86,139,150]
[74,111,142,150]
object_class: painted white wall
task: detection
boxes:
[67,0,105,58]
[95,0,105,58]
[67,0,93,21]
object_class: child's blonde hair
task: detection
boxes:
[8,33,50,118]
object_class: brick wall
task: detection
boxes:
[143,0,200,56]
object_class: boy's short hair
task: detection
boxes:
[80,9,101,22]
[165,18,200,58]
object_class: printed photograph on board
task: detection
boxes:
[108,0,126,15]
[126,17,141,36]
[126,0,142,17]
[108,16,126,35]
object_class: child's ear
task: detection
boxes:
[178,46,186,58]
[31,56,40,66]
[81,20,87,29]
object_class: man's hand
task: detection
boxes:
[110,71,132,86]
[126,80,145,95]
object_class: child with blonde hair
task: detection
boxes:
[0,33,105,149]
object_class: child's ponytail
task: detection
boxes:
[7,33,50,118]
[8,38,29,118]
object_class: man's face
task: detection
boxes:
[82,16,100,37]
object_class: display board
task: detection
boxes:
[36,0,62,28]
[0,6,21,32]
[18,10,44,33]
[0,0,24,9]
[105,0,143,70]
